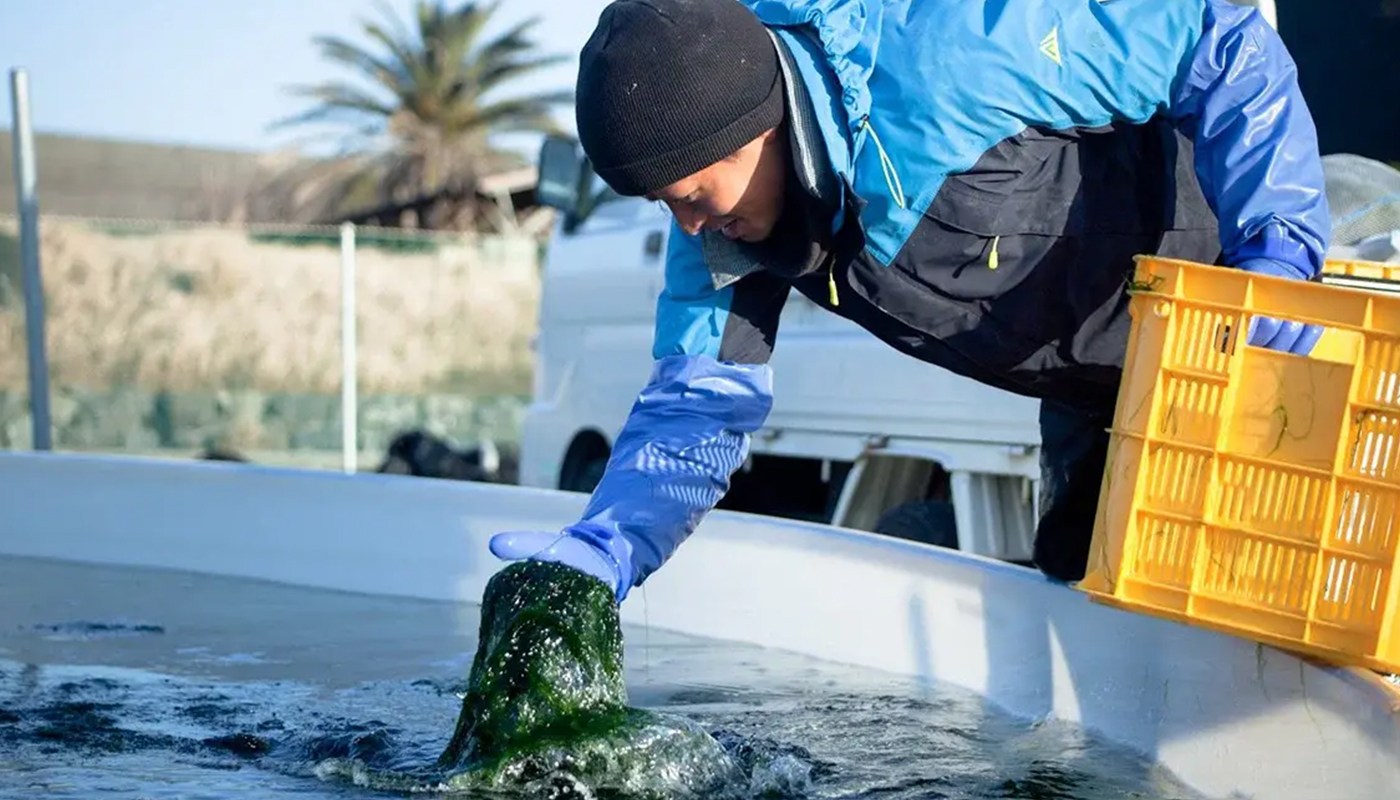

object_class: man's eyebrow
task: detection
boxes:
[646,188,688,203]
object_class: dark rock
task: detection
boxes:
[375,429,517,484]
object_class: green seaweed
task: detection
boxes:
[436,560,742,798]
[439,560,628,770]
[1125,273,1165,294]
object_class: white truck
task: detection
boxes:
[517,42,1400,564]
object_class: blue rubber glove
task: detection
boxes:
[1235,257,1324,356]
[489,521,635,603]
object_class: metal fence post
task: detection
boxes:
[340,222,358,473]
[9,68,52,452]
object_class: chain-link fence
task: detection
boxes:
[0,214,542,470]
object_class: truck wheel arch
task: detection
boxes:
[559,430,611,494]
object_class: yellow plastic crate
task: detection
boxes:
[1324,258,1400,282]
[1079,256,1400,673]
[1322,258,1400,301]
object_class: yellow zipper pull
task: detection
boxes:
[828,262,840,307]
[988,235,1000,270]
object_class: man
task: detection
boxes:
[491,0,1331,599]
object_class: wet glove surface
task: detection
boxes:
[1236,257,1324,356]
[490,522,635,602]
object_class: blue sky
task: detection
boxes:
[0,0,613,157]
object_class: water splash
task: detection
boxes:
[430,560,751,798]
[0,555,1209,800]
[0,654,1203,800]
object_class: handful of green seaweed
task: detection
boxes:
[437,560,742,798]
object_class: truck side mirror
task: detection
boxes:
[536,135,583,215]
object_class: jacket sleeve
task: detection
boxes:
[573,221,790,589]
[1046,0,1330,278]
[1167,0,1331,278]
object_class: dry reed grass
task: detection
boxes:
[0,219,539,396]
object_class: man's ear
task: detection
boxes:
[724,129,780,163]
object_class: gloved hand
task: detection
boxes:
[1235,257,1324,356]
[489,521,635,603]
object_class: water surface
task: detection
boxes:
[0,556,1204,799]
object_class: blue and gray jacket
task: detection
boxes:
[567,0,1331,597]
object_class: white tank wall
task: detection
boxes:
[2,451,1398,800]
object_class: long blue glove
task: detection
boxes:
[488,353,774,604]
[489,521,635,602]
[1173,0,1331,280]
[1235,257,1324,356]
[1168,0,1330,358]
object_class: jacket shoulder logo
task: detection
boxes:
[1039,26,1062,65]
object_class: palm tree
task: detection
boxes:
[270,0,571,229]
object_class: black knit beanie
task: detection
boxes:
[575,0,785,197]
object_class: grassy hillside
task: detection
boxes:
[0,130,532,225]
[0,130,274,222]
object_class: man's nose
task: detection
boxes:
[672,204,707,235]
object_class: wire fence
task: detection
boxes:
[0,213,543,469]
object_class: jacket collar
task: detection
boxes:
[703,24,854,290]
[744,0,881,143]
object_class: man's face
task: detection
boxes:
[646,128,787,243]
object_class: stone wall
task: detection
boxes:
[0,387,527,456]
